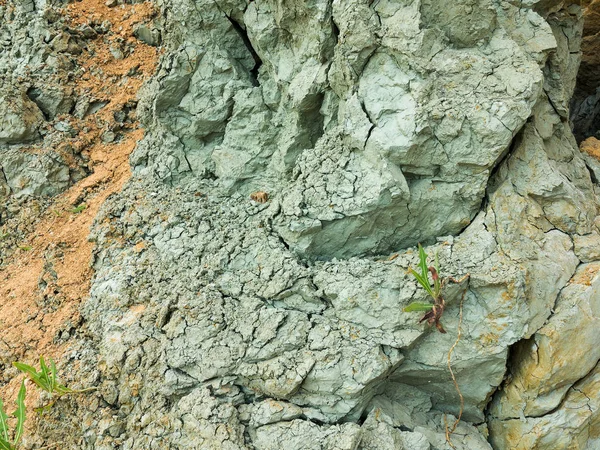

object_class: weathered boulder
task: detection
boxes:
[0,149,73,199]
[2,0,600,448]
[73,0,600,447]
[489,360,600,449]
[489,262,600,419]
[0,91,44,144]
[26,85,75,121]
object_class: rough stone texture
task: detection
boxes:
[69,0,600,448]
[574,232,600,261]
[4,0,600,448]
[489,361,600,449]
[135,0,558,260]
[0,91,44,144]
[0,0,90,222]
[489,263,600,419]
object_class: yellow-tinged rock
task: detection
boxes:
[490,263,600,419]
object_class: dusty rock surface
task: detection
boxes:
[2,0,600,449]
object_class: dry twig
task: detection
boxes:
[444,284,468,448]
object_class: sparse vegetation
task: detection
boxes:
[404,243,448,333]
[14,357,72,398]
[0,381,26,450]
[0,357,95,448]
[14,356,95,413]
[403,243,470,448]
[70,203,87,214]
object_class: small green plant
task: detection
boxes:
[70,203,87,214]
[13,357,95,412]
[18,246,32,252]
[404,243,447,333]
[14,357,72,397]
[403,243,470,449]
[0,381,26,450]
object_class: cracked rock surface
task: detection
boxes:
[73,0,600,448]
[4,0,600,448]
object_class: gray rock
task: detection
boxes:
[101,131,116,143]
[253,421,361,450]
[0,90,43,144]
[3,0,599,448]
[489,262,600,419]
[574,232,600,262]
[0,149,72,200]
[26,86,75,120]
[489,362,600,449]
[133,23,161,46]
[79,0,600,447]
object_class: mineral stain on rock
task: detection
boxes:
[1,0,600,449]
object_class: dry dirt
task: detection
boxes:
[0,0,158,416]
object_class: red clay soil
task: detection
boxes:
[0,0,158,405]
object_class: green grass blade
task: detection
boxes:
[39,356,48,379]
[13,381,26,446]
[0,438,13,450]
[40,356,53,393]
[13,363,48,392]
[434,278,441,297]
[0,399,9,442]
[49,358,58,393]
[403,302,435,312]
[409,268,434,297]
[418,244,429,280]
[12,363,37,380]
[56,384,74,395]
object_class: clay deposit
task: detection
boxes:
[1,0,600,449]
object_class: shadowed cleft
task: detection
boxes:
[226,15,262,87]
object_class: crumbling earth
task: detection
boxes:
[1,0,600,449]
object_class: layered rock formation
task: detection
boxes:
[2,0,600,449]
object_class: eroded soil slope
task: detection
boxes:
[0,0,158,445]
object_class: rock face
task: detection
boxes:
[3,0,600,449]
[135,0,554,260]
[0,0,88,237]
[489,263,600,449]
[571,0,600,141]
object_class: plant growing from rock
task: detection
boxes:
[13,356,95,412]
[0,381,26,450]
[70,203,87,214]
[404,244,469,333]
[404,243,470,448]
[404,243,447,332]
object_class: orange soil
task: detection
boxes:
[581,137,600,161]
[0,0,158,403]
